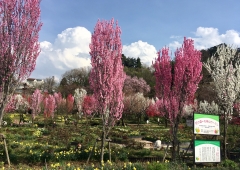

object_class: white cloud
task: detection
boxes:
[31,27,91,81]
[169,27,240,51]
[169,41,182,50]
[122,40,157,66]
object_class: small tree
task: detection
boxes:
[82,95,97,117]
[203,44,240,159]
[5,94,29,124]
[30,89,43,122]
[89,18,126,162]
[153,38,202,161]
[123,92,150,125]
[123,75,150,96]
[43,95,56,118]
[66,94,74,114]
[0,0,42,125]
[74,88,87,116]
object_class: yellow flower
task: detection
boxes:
[67,162,71,167]
[133,167,136,170]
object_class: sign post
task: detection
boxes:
[193,113,221,167]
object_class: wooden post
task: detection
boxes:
[0,134,10,167]
[193,135,196,169]
[162,143,169,162]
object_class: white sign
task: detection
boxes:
[194,140,221,163]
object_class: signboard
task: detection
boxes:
[194,113,220,135]
[194,140,221,163]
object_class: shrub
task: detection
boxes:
[147,161,169,170]
[220,159,239,169]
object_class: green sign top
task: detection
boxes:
[194,140,220,147]
[194,113,219,122]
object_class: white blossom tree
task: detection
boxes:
[74,88,87,118]
[183,99,220,116]
[203,44,240,159]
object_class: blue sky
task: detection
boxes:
[31,0,240,81]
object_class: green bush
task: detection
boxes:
[220,159,239,170]
[147,161,169,170]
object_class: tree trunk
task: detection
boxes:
[121,115,125,126]
[0,95,8,127]
[223,111,228,160]
[164,117,168,128]
[100,130,106,163]
[0,84,12,127]
[0,106,4,127]
[171,116,180,161]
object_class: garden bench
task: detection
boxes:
[228,151,240,160]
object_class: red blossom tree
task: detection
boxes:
[82,95,97,117]
[66,94,74,114]
[153,38,202,161]
[89,18,126,162]
[0,0,42,125]
[146,101,160,117]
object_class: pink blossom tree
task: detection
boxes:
[123,75,150,96]
[54,92,67,115]
[153,38,202,161]
[43,95,56,118]
[89,18,126,162]
[30,89,43,122]
[0,0,42,125]
[4,95,17,113]
[54,92,62,114]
